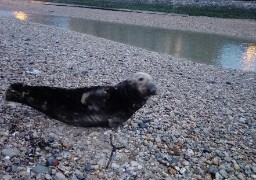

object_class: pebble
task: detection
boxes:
[168,167,176,175]
[186,149,194,157]
[224,156,232,162]
[45,174,52,180]
[33,165,49,174]
[215,172,222,180]
[208,165,218,175]
[179,167,186,174]
[111,163,120,169]
[155,136,161,143]
[5,156,10,160]
[84,163,92,172]
[138,122,148,129]
[219,169,228,179]
[97,158,105,166]
[174,166,180,171]
[2,148,20,158]
[252,166,256,173]
[237,173,245,180]
[212,157,219,165]
[202,149,212,153]
[205,173,212,180]
[75,169,84,180]
[2,175,12,180]
[14,157,20,164]
[55,172,68,180]
[46,158,59,167]
[51,169,57,175]
[182,160,190,166]
[62,142,73,149]
[131,161,140,167]
[232,160,240,171]
[36,174,42,179]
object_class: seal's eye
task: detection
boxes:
[139,77,144,81]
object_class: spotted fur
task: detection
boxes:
[5,72,156,127]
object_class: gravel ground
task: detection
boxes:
[0,1,256,180]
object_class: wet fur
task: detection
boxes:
[5,76,153,127]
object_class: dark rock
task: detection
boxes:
[142,119,151,124]
[184,155,191,161]
[38,140,50,149]
[138,122,148,129]
[207,80,216,84]
[208,165,218,175]
[202,149,212,153]
[169,156,180,165]
[13,157,20,165]
[84,163,92,172]
[138,119,151,128]
[4,165,12,173]
[27,148,36,157]
[157,158,169,166]
[46,158,59,167]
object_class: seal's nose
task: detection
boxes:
[148,83,157,95]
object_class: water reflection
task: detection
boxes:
[14,11,27,21]
[0,10,256,72]
[243,44,256,71]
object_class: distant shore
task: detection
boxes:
[34,0,256,19]
[0,0,256,41]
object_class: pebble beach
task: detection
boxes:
[0,0,256,179]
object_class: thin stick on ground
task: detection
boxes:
[106,133,125,169]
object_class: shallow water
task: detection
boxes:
[1,10,256,72]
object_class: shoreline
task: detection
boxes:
[0,0,256,41]
[0,0,256,179]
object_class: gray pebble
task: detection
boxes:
[84,163,92,172]
[179,167,186,174]
[111,163,120,169]
[155,136,161,143]
[224,156,232,162]
[75,169,84,180]
[219,169,228,179]
[2,148,20,158]
[33,165,49,174]
[2,175,12,180]
[252,166,256,173]
[208,165,218,175]
[251,174,256,179]
[186,149,194,157]
[55,172,68,180]
[45,174,52,180]
[237,173,245,180]
[51,169,57,175]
